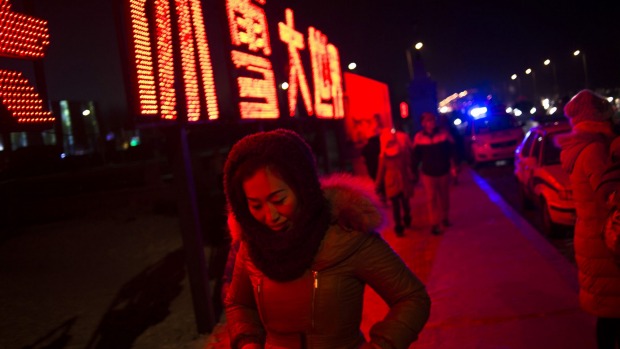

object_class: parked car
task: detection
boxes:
[514,120,574,235]
[463,111,524,166]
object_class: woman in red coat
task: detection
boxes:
[558,89,620,348]
[222,128,430,349]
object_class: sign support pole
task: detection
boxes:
[169,122,215,333]
[167,0,214,333]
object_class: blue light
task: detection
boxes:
[470,106,488,119]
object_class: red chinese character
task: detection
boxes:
[227,0,271,55]
[226,0,278,119]
[278,8,313,116]
[308,27,344,118]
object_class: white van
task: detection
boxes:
[463,112,524,166]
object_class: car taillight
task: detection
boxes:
[559,189,573,200]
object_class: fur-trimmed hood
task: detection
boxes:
[558,121,615,174]
[321,173,386,233]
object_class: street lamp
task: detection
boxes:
[573,50,589,89]
[543,58,559,97]
[525,68,538,102]
[406,41,423,80]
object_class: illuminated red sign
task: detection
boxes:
[127,0,219,122]
[123,0,345,121]
[343,72,392,145]
[0,0,54,127]
[227,2,344,119]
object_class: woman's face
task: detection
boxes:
[242,167,298,232]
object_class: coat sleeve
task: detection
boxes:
[582,142,611,192]
[354,233,431,349]
[224,245,266,348]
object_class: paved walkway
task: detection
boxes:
[205,167,596,348]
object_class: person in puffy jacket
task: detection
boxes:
[412,112,456,235]
[222,128,430,349]
[557,89,620,349]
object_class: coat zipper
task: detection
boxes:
[311,270,318,330]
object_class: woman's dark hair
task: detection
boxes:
[222,128,331,281]
[223,129,322,222]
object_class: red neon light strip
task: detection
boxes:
[0,0,49,59]
[129,0,158,115]
[175,0,201,122]
[0,70,53,123]
[154,0,177,120]
[327,43,344,118]
[188,0,219,120]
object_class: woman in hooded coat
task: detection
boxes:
[222,128,430,349]
[558,89,620,348]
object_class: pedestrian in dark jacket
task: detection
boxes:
[557,89,620,349]
[412,112,456,235]
[222,128,430,349]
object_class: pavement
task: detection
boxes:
[0,165,597,349]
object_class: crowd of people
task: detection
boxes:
[363,112,458,236]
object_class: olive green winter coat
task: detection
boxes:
[224,174,431,349]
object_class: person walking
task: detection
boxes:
[222,128,430,349]
[375,128,415,236]
[411,112,456,235]
[558,89,620,349]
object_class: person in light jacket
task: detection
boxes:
[223,128,430,349]
[375,128,415,236]
[558,89,620,349]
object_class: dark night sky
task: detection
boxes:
[287,0,620,102]
[14,0,620,128]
